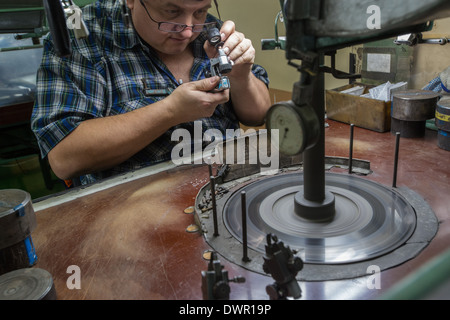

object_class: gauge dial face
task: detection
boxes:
[266,103,305,156]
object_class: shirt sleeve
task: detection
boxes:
[251,63,270,88]
[31,37,108,158]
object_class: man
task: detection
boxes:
[31,0,271,185]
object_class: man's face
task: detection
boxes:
[129,0,213,56]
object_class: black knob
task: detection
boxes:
[213,281,230,300]
[208,28,222,47]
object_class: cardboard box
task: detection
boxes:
[326,83,391,132]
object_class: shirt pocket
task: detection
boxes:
[140,77,174,102]
[109,77,175,115]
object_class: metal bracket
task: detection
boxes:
[394,33,448,46]
[201,251,245,300]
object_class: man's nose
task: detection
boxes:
[179,25,194,37]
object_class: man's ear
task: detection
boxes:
[124,0,135,10]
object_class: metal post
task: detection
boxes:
[303,58,325,202]
[393,132,401,188]
[349,124,355,174]
[210,176,219,236]
[294,54,335,221]
[208,163,213,178]
[241,191,250,262]
[207,156,213,178]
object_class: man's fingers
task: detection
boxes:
[219,20,236,40]
[188,77,230,104]
[192,76,221,91]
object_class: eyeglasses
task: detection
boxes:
[139,0,216,33]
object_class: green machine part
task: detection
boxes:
[0,0,96,34]
[0,0,97,52]
[380,249,450,300]
[262,0,450,60]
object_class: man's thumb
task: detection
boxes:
[195,76,220,91]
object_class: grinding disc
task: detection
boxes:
[196,170,438,281]
[0,268,56,300]
[222,173,416,264]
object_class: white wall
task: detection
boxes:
[216,0,298,92]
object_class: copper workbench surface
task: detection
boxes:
[31,120,450,300]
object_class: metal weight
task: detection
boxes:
[392,90,440,121]
[391,90,440,138]
[0,268,56,300]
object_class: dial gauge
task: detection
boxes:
[266,101,320,156]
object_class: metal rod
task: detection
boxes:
[393,132,401,188]
[210,176,219,236]
[241,191,250,262]
[303,58,325,202]
[207,157,213,178]
[0,7,44,13]
[294,54,335,222]
[349,124,355,174]
[349,53,357,84]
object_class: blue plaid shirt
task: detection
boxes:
[31,0,269,185]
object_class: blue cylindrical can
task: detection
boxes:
[0,189,38,275]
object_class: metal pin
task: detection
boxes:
[210,176,219,237]
[349,124,354,174]
[207,157,213,178]
[393,132,401,188]
[241,191,250,262]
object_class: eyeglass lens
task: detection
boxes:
[159,22,214,33]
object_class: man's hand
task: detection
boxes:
[204,21,255,78]
[167,76,230,123]
[203,21,271,127]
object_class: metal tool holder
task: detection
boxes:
[263,234,303,300]
[201,251,245,300]
[206,27,232,92]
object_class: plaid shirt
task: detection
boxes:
[31,0,269,185]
